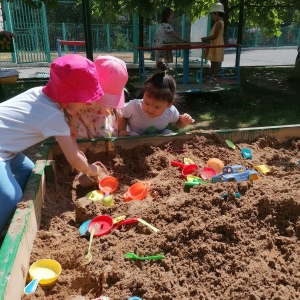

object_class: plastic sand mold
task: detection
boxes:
[254,164,271,175]
[88,215,113,237]
[200,167,216,180]
[86,190,104,202]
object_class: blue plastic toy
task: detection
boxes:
[211,165,260,183]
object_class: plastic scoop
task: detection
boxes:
[79,219,91,235]
[225,139,236,150]
[114,217,159,233]
[183,157,194,165]
[24,259,61,295]
[113,215,126,224]
[114,217,139,229]
[85,224,98,264]
[137,218,159,233]
[185,175,208,186]
[241,148,252,159]
[124,252,165,260]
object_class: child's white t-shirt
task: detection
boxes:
[122,99,179,135]
[0,86,70,161]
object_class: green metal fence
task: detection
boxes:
[0,0,299,72]
[3,0,50,63]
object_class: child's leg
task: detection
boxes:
[10,153,34,190]
[0,153,33,234]
[0,159,23,234]
[211,61,219,78]
[208,65,214,77]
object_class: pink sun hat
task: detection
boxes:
[95,55,128,109]
[42,54,104,103]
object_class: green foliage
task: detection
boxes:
[11,0,300,38]
[293,9,300,26]
[109,27,133,51]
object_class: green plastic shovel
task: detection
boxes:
[124,252,165,260]
[225,139,236,150]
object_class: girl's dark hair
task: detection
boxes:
[161,7,173,23]
[213,11,225,18]
[144,72,179,104]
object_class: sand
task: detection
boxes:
[22,134,300,300]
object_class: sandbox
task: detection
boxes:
[1,125,300,300]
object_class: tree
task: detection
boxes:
[8,0,300,36]
[188,0,300,36]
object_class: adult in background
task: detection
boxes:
[154,7,187,63]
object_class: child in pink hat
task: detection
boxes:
[0,54,106,235]
[69,55,128,139]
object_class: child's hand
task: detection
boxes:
[118,130,128,137]
[179,113,195,126]
[92,161,109,179]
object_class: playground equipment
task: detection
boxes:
[57,39,86,57]
[135,42,241,93]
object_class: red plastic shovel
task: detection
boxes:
[114,217,139,229]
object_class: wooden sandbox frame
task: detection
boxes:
[1,124,300,300]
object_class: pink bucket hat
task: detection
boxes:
[95,55,128,109]
[42,54,104,103]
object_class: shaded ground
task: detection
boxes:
[22,134,300,300]
[179,67,300,130]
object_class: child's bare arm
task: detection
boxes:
[171,30,187,42]
[118,116,129,136]
[174,113,195,128]
[56,135,98,176]
[201,21,222,42]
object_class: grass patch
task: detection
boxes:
[178,66,300,129]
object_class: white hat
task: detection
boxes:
[209,3,225,13]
